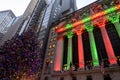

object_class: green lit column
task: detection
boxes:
[66,31,74,70]
[85,23,100,66]
[108,12,120,37]
[114,22,120,37]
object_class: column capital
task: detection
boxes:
[84,22,94,32]
[108,12,119,23]
[66,31,74,38]
[57,36,64,40]
[74,26,84,35]
[57,32,66,40]
[93,17,107,28]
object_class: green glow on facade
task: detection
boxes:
[108,13,119,23]
[82,17,91,23]
[66,31,73,70]
[66,31,74,38]
[84,22,94,32]
[84,24,99,66]
[66,24,73,30]
[114,22,120,37]
[89,31,99,66]
[105,6,117,14]
[108,13,120,37]
[56,4,120,33]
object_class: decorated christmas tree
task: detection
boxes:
[0,27,43,80]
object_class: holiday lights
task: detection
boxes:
[56,4,120,33]
[54,2,120,71]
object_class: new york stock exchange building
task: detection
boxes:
[40,0,120,80]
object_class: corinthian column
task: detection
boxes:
[54,36,64,71]
[93,16,117,65]
[74,27,85,69]
[85,23,100,66]
[66,31,73,70]
[100,26,117,64]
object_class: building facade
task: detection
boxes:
[41,0,120,80]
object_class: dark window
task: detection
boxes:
[106,22,120,65]
[44,76,48,80]
[63,36,68,69]
[60,0,62,6]
[93,26,109,66]
[62,9,70,15]
[72,34,78,70]
[72,76,77,80]
[60,77,64,80]
[104,74,111,80]
[82,31,92,70]
[87,75,92,80]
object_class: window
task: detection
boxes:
[87,75,92,80]
[104,74,111,80]
[44,76,48,80]
[60,77,64,80]
[62,9,70,15]
[72,76,76,80]
[60,0,62,6]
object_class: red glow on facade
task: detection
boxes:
[54,37,63,71]
[100,27,117,64]
[74,28,85,68]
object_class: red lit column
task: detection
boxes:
[100,26,117,64]
[54,36,64,71]
[93,7,117,65]
[74,28,85,69]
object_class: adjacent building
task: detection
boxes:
[0,0,46,45]
[41,0,120,80]
[38,0,77,55]
[0,10,16,44]
[0,10,16,34]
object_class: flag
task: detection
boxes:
[100,61,105,74]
